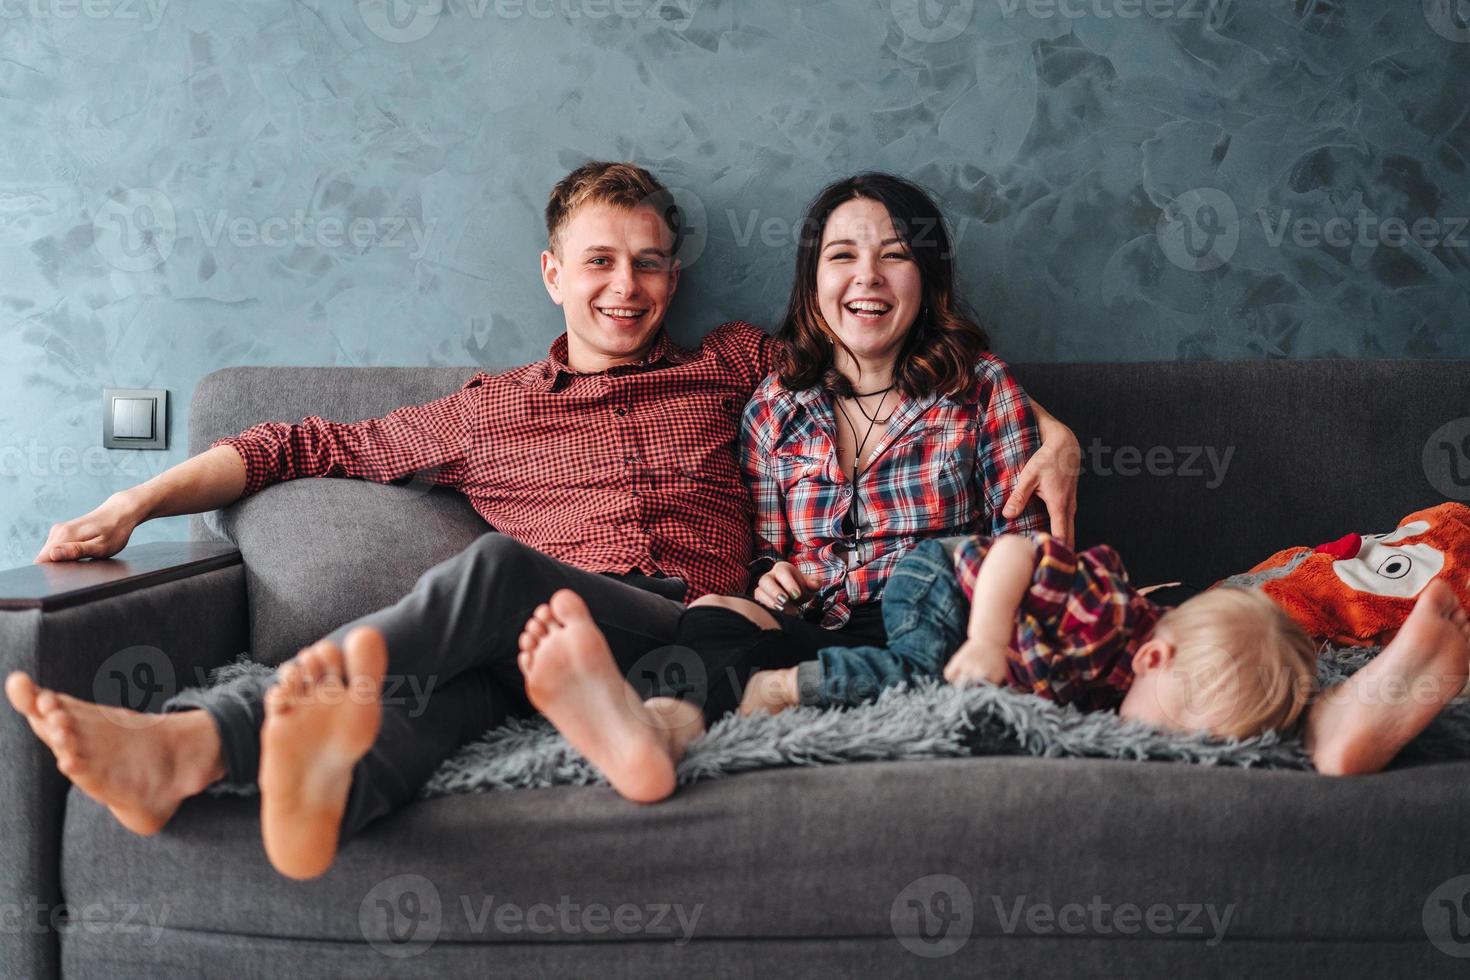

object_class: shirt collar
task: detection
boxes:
[528,330,694,391]
[790,384,827,407]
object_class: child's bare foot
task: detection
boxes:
[1307,580,1470,776]
[4,673,223,835]
[517,590,702,803]
[259,628,387,880]
[738,667,800,716]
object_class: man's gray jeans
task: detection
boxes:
[165,533,685,841]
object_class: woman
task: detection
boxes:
[516,172,1081,802]
[697,171,1057,651]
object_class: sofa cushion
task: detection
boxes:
[61,755,1470,972]
[209,480,489,664]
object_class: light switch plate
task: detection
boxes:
[103,388,168,450]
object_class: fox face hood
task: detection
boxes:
[1231,502,1470,646]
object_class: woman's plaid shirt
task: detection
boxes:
[740,353,1048,627]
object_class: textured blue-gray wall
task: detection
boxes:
[2,0,1468,567]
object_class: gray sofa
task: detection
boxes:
[4,359,1470,979]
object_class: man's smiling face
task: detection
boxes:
[540,202,681,373]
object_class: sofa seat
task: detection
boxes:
[59,754,1470,978]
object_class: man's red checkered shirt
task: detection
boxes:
[213,321,777,599]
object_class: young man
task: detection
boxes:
[6,162,1079,879]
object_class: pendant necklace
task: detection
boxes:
[833,384,894,550]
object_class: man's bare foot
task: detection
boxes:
[4,673,223,835]
[258,628,387,880]
[1307,580,1470,776]
[517,590,703,803]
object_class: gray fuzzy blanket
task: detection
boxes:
[199,644,1470,797]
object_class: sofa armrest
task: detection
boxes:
[0,542,247,980]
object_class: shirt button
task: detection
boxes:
[624,453,638,462]
[614,408,627,417]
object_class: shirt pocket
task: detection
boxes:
[882,419,977,534]
[769,436,837,542]
[649,390,744,487]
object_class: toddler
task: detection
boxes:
[515,533,1470,803]
[748,533,1319,739]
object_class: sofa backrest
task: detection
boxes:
[1010,360,1470,586]
[190,365,482,538]
[190,360,1470,659]
[191,367,493,662]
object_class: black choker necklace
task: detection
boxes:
[851,384,894,398]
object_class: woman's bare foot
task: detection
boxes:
[258,628,387,880]
[1307,580,1470,776]
[517,590,703,803]
[4,673,224,835]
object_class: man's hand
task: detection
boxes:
[34,491,148,563]
[753,561,815,614]
[738,667,800,715]
[943,639,1010,688]
[1003,402,1080,545]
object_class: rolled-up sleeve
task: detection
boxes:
[974,354,1046,536]
[212,376,483,497]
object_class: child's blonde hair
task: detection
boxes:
[1150,587,1318,739]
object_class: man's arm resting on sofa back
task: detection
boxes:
[37,375,484,565]
[34,444,248,564]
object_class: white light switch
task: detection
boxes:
[133,399,155,438]
[113,398,154,439]
[112,399,133,438]
[103,387,168,450]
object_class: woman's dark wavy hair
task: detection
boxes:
[776,172,989,399]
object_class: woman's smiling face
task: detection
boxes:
[814,197,924,372]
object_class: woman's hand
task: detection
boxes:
[34,491,148,563]
[1003,400,1080,545]
[753,561,815,614]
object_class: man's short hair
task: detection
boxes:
[544,161,680,255]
